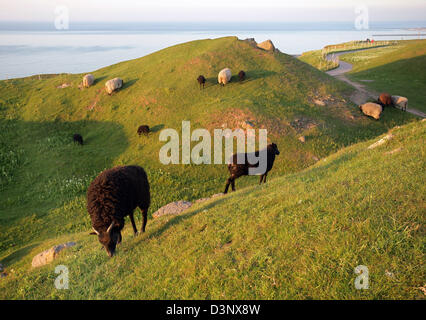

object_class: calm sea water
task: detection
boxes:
[0,21,425,80]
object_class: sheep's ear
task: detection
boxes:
[89,232,97,235]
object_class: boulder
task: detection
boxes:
[211,193,224,199]
[367,134,394,150]
[314,99,326,106]
[31,242,77,268]
[195,193,225,204]
[152,201,192,218]
[257,40,275,51]
[359,102,383,120]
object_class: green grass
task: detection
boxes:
[340,40,426,113]
[0,36,421,299]
[299,41,395,71]
[1,119,424,299]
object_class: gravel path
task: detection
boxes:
[325,49,426,118]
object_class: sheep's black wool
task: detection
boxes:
[197,75,206,89]
[87,165,150,257]
[378,92,393,108]
[73,134,83,145]
[238,70,246,81]
[137,125,150,136]
[224,143,280,194]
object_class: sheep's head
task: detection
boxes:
[269,143,280,155]
[90,222,120,257]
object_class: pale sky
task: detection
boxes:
[0,0,425,22]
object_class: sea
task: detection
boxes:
[0,21,425,80]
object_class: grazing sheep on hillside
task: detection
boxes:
[73,134,83,145]
[378,92,393,108]
[359,102,383,120]
[82,74,94,88]
[105,78,123,94]
[218,68,232,86]
[391,95,408,111]
[87,166,150,257]
[224,143,280,194]
[197,75,206,89]
[137,125,150,136]
[238,70,246,82]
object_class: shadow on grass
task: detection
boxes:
[0,243,39,266]
[93,76,108,85]
[147,197,228,239]
[150,124,165,133]
[201,70,278,89]
[349,55,426,114]
[0,118,129,253]
[122,79,138,90]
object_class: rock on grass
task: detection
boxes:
[31,242,77,268]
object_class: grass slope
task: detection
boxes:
[1,119,424,299]
[0,37,414,257]
[340,40,426,112]
[299,41,395,71]
[0,37,420,299]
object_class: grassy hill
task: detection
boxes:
[340,40,426,113]
[0,36,421,299]
[299,40,395,71]
[1,118,424,299]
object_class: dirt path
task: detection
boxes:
[326,50,426,118]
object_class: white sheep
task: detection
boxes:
[105,78,123,94]
[391,95,408,111]
[359,102,383,120]
[218,68,232,86]
[82,74,94,88]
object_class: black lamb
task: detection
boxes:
[224,143,280,194]
[87,165,150,257]
[137,125,150,136]
[73,133,83,145]
[238,70,246,82]
[197,75,206,89]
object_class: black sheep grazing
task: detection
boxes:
[73,134,83,145]
[137,125,150,136]
[87,165,150,257]
[197,75,206,89]
[224,143,280,194]
[238,70,246,82]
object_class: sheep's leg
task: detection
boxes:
[140,207,148,233]
[263,173,268,183]
[224,178,231,194]
[259,175,264,184]
[129,212,138,234]
[224,177,234,194]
